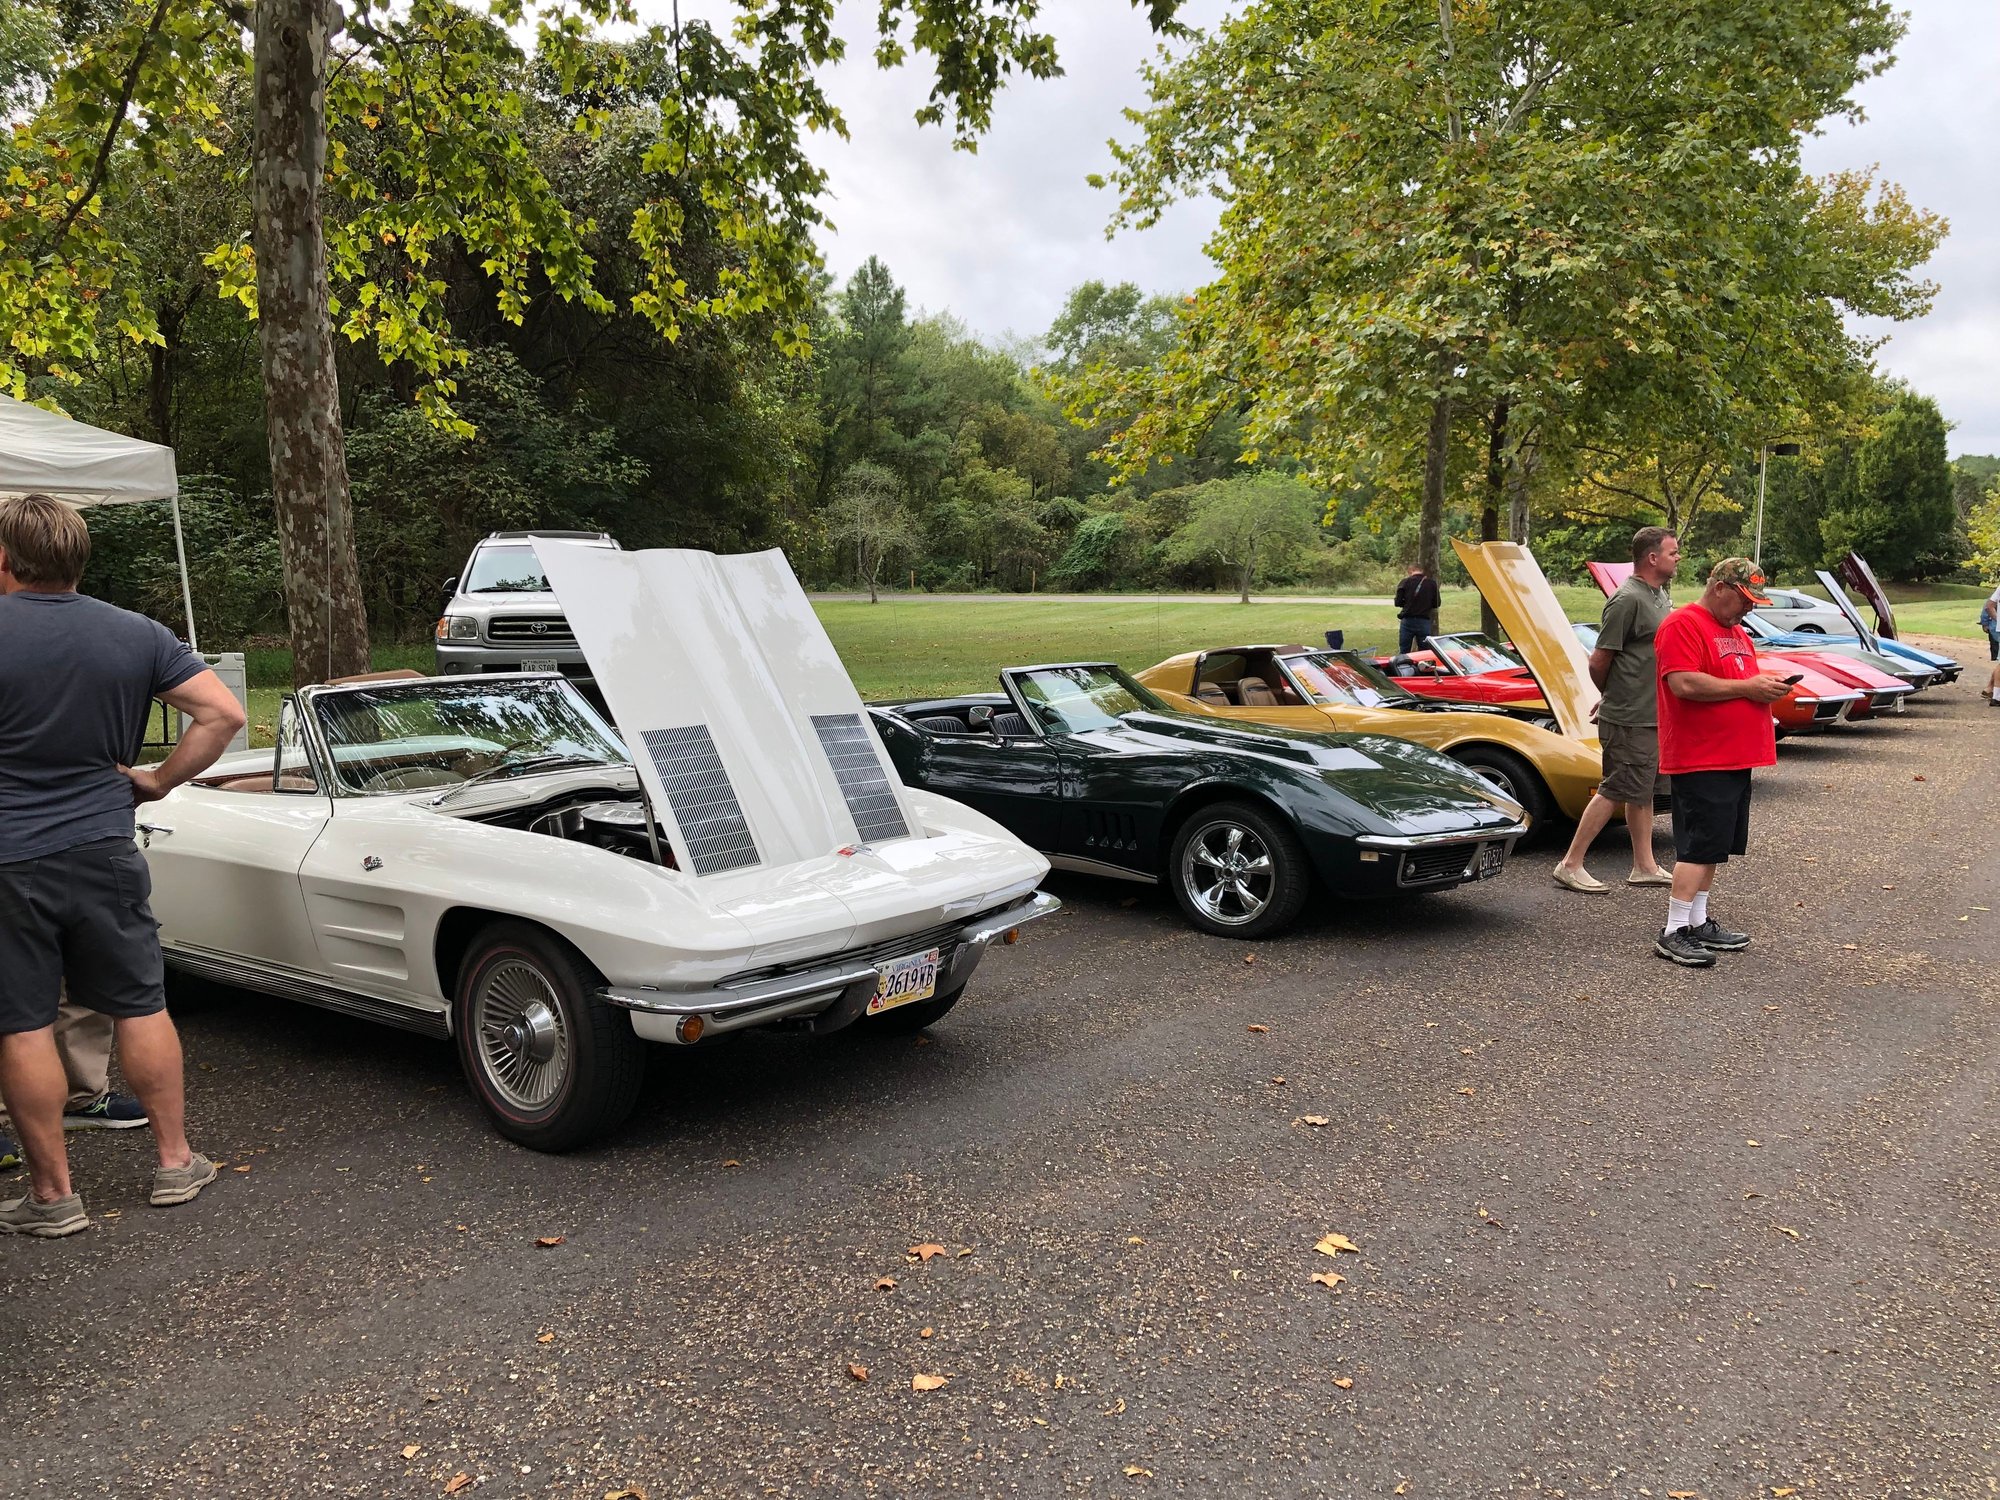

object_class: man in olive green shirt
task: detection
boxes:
[1553,527,1679,893]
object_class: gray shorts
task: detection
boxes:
[0,836,167,1035]
[1597,718,1660,804]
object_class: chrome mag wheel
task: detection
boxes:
[1180,819,1275,927]
[472,959,571,1111]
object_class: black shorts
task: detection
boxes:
[0,836,167,1035]
[1670,769,1753,865]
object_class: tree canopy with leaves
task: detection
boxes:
[3,0,1185,681]
[1060,0,1942,597]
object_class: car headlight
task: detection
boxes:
[436,615,479,641]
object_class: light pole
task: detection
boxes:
[1752,440,1801,569]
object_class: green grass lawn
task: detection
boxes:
[230,582,1992,748]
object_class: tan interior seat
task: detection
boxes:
[1195,682,1230,706]
[1237,676,1277,706]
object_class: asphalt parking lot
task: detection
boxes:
[5,677,1997,1499]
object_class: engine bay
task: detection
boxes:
[476,790,675,868]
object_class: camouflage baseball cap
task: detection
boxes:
[1708,556,1772,606]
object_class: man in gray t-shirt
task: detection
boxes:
[1552,527,1679,894]
[0,494,245,1237]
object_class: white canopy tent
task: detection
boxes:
[0,393,199,648]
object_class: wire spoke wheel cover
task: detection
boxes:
[472,959,571,1111]
[1180,818,1275,926]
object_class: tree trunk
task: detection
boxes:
[255,0,369,688]
[1506,442,1535,545]
[1238,556,1252,605]
[1478,396,1507,639]
[1419,388,1451,581]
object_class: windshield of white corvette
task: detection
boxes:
[312,681,627,794]
[1012,665,1167,733]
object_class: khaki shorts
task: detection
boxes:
[1596,718,1659,804]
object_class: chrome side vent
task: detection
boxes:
[811,712,909,843]
[638,725,760,874]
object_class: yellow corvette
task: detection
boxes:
[1135,644,1604,828]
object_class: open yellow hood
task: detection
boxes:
[1450,538,1600,741]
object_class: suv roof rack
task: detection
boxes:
[483,529,616,542]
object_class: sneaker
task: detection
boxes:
[0,1134,21,1173]
[1552,863,1609,894]
[1687,917,1750,952]
[0,1191,91,1238]
[63,1092,150,1130]
[1625,868,1674,886]
[150,1152,219,1207]
[1654,926,1717,968]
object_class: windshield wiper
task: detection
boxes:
[429,753,620,806]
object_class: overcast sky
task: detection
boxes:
[646,1,1997,455]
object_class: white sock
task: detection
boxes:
[1667,897,1693,933]
[1690,891,1710,927]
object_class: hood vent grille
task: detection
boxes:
[639,725,760,874]
[811,713,909,844]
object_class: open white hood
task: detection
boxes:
[534,544,922,879]
[1814,568,1882,649]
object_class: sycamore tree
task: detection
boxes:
[1161,470,1320,603]
[2,0,1184,683]
[1061,0,1940,610]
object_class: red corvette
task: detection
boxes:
[1375,633,1548,707]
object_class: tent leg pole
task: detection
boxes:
[169,492,199,652]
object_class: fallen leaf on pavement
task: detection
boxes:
[1123,1465,1153,1478]
[232,1164,253,1174]
[443,1476,472,1496]
[1669,1492,1698,1498]
[1912,774,1925,781]
[873,1276,897,1292]
[1773,1489,1798,1497]
[537,1332,554,1343]
[1774,1225,1801,1240]
[1315,1233,1361,1256]
[1332,1377,1354,1390]
[911,1373,948,1391]
[1301,1115,1330,1127]
[1246,1024,1270,1034]
[1310,1272,1345,1290]
[1840,943,1858,951]
[1456,1087,1477,1097]
[908,1243,947,1261]
[402,1445,421,1459]
[720,1159,742,1169]
[920,1327,935,1338]
[535,1236,565,1247]
[957,1247,974,1258]
[1104,1397,1127,1414]
[605,1489,649,1500]
[1243,954,1256,965]
[1745,1140,1761,1148]
[847,1364,869,1382]
[1126,1236,1144,1245]
[1270,1076,1287,1085]
[1395,1484,1409,1496]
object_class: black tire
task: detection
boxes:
[1167,800,1313,939]
[864,981,966,1036]
[1795,623,1825,634]
[1450,745,1554,834]
[451,921,645,1151]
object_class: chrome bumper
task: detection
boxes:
[1355,821,1531,850]
[598,890,1061,1043]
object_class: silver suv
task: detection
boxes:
[434,531,620,682]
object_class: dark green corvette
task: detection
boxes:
[870,663,1529,938]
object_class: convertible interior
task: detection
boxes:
[1191,649,1311,708]
[890,695,1035,740]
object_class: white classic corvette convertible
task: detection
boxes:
[140,546,1056,1148]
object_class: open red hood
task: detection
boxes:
[1836,553,1898,639]
[1586,561,1632,598]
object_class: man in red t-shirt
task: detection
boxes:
[1650,558,1792,968]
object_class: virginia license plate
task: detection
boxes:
[522,657,559,672]
[1477,842,1506,879]
[867,947,941,1014]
